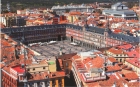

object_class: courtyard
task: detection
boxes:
[31,40,91,58]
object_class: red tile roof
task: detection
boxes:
[125,48,140,68]
[39,59,48,64]
[106,64,121,72]
[69,11,81,15]
[72,54,80,60]
[108,57,117,62]
[86,82,101,87]
[117,44,133,50]
[83,57,92,64]
[108,47,126,54]
[113,29,122,33]
[124,72,139,80]
[28,71,65,81]
[127,82,140,87]
[11,65,25,73]
[91,56,104,68]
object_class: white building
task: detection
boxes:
[71,50,106,87]
[51,4,94,15]
[102,2,138,20]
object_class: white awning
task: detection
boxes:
[70,42,78,46]
[48,41,57,45]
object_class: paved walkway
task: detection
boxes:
[31,40,91,58]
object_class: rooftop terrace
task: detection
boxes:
[11,65,25,73]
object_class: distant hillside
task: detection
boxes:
[2,0,138,5]
[1,0,138,12]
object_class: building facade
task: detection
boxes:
[1,24,139,49]
[0,14,26,27]
[51,5,94,15]
[102,2,138,20]
[125,60,140,77]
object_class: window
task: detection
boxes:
[33,68,35,70]
[126,14,134,16]
[120,59,122,62]
[113,14,122,16]
[43,67,46,69]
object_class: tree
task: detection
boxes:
[2,10,9,13]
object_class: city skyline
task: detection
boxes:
[0,1,140,87]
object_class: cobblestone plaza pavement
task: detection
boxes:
[31,40,91,58]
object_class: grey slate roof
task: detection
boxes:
[90,68,103,73]
[86,26,105,35]
[111,2,126,8]
[66,24,83,30]
[103,10,136,15]
[1,24,140,43]
[109,33,140,43]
